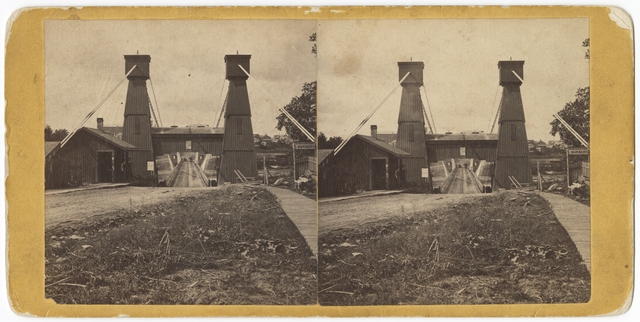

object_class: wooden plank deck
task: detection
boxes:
[541,192,591,272]
[266,187,317,256]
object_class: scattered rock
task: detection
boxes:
[339,242,357,247]
[81,245,92,249]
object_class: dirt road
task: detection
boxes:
[45,186,212,228]
[319,193,488,234]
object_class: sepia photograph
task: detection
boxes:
[4,5,634,318]
[316,18,591,305]
[43,19,318,304]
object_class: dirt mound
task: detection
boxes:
[46,185,316,304]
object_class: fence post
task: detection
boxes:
[292,142,296,180]
[566,148,570,192]
[263,155,268,185]
[537,161,541,191]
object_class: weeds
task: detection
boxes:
[318,191,590,305]
[45,185,317,304]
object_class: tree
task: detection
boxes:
[550,87,589,147]
[583,38,590,59]
[276,81,316,142]
[318,132,343,149]
[45,125,53,141]
[309,33,317,57]
[45,125,69,141]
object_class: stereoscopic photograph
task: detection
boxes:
[43,19,318,305]
[316,18,591,305]
[4,5,634,318]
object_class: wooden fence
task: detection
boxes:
[295,155,316,178]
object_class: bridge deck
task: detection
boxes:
[445,167,482,194]
[171,161,207,187]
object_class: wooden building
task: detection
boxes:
[426,133,498,162]
[318,135,409,197]
[493,60,532,189]
[317,149,335,198]
[45,127,137,189]
[152,125,224,157]
[219,54,258,183]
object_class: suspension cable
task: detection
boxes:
[422,85,437,134]
[216,93,228,128]
[334,72,410,154]
[148,77,163,128]
[487,84,501,133]
[237,65,315,142]
[213,79,227,127]
[61,65,137,147]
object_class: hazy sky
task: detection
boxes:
[317,19,589,141]
[45,20,317,136]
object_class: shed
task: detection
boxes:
[46,127,138,189]
[319,135,410,197]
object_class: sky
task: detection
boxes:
[44,20,317,136]
[317,18,589,141]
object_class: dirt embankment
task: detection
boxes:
[45,187,211,228]
[45,185,317,305]
[319,193,482,235]
[318,191,590,305]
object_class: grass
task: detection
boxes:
[45,185,317,305]
[318,191,590,305]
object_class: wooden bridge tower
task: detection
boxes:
[493,60,532,189]
[219,54,258,183]
[396,61,429,187]
[122,55,155,182]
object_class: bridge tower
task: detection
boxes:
[396,61,429,187]
[122,55,155,182]
[218,54,258,183]
[493,60,532,189]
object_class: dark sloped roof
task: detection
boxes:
[45,141,60,157]
[155,126,224,135]
[355,135,410,157]
[82,127,138,150]
[318,149,334,165]
[374,133,397,142]
[425,133,498,141]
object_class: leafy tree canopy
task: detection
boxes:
[276,81,316,143]
[45,125,69,141]
[317,132,343,149]
[550,87,589,148]
[582,38,590,59]
[309,33,317,56]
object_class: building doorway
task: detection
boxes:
[371,158,387,190]
[97,151,113,183]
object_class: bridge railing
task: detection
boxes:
[192,161,211,187]
[165,161,183,187]
[440,167,459,194]
[468,167,485,193]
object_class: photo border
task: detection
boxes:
[5,6,634,317]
